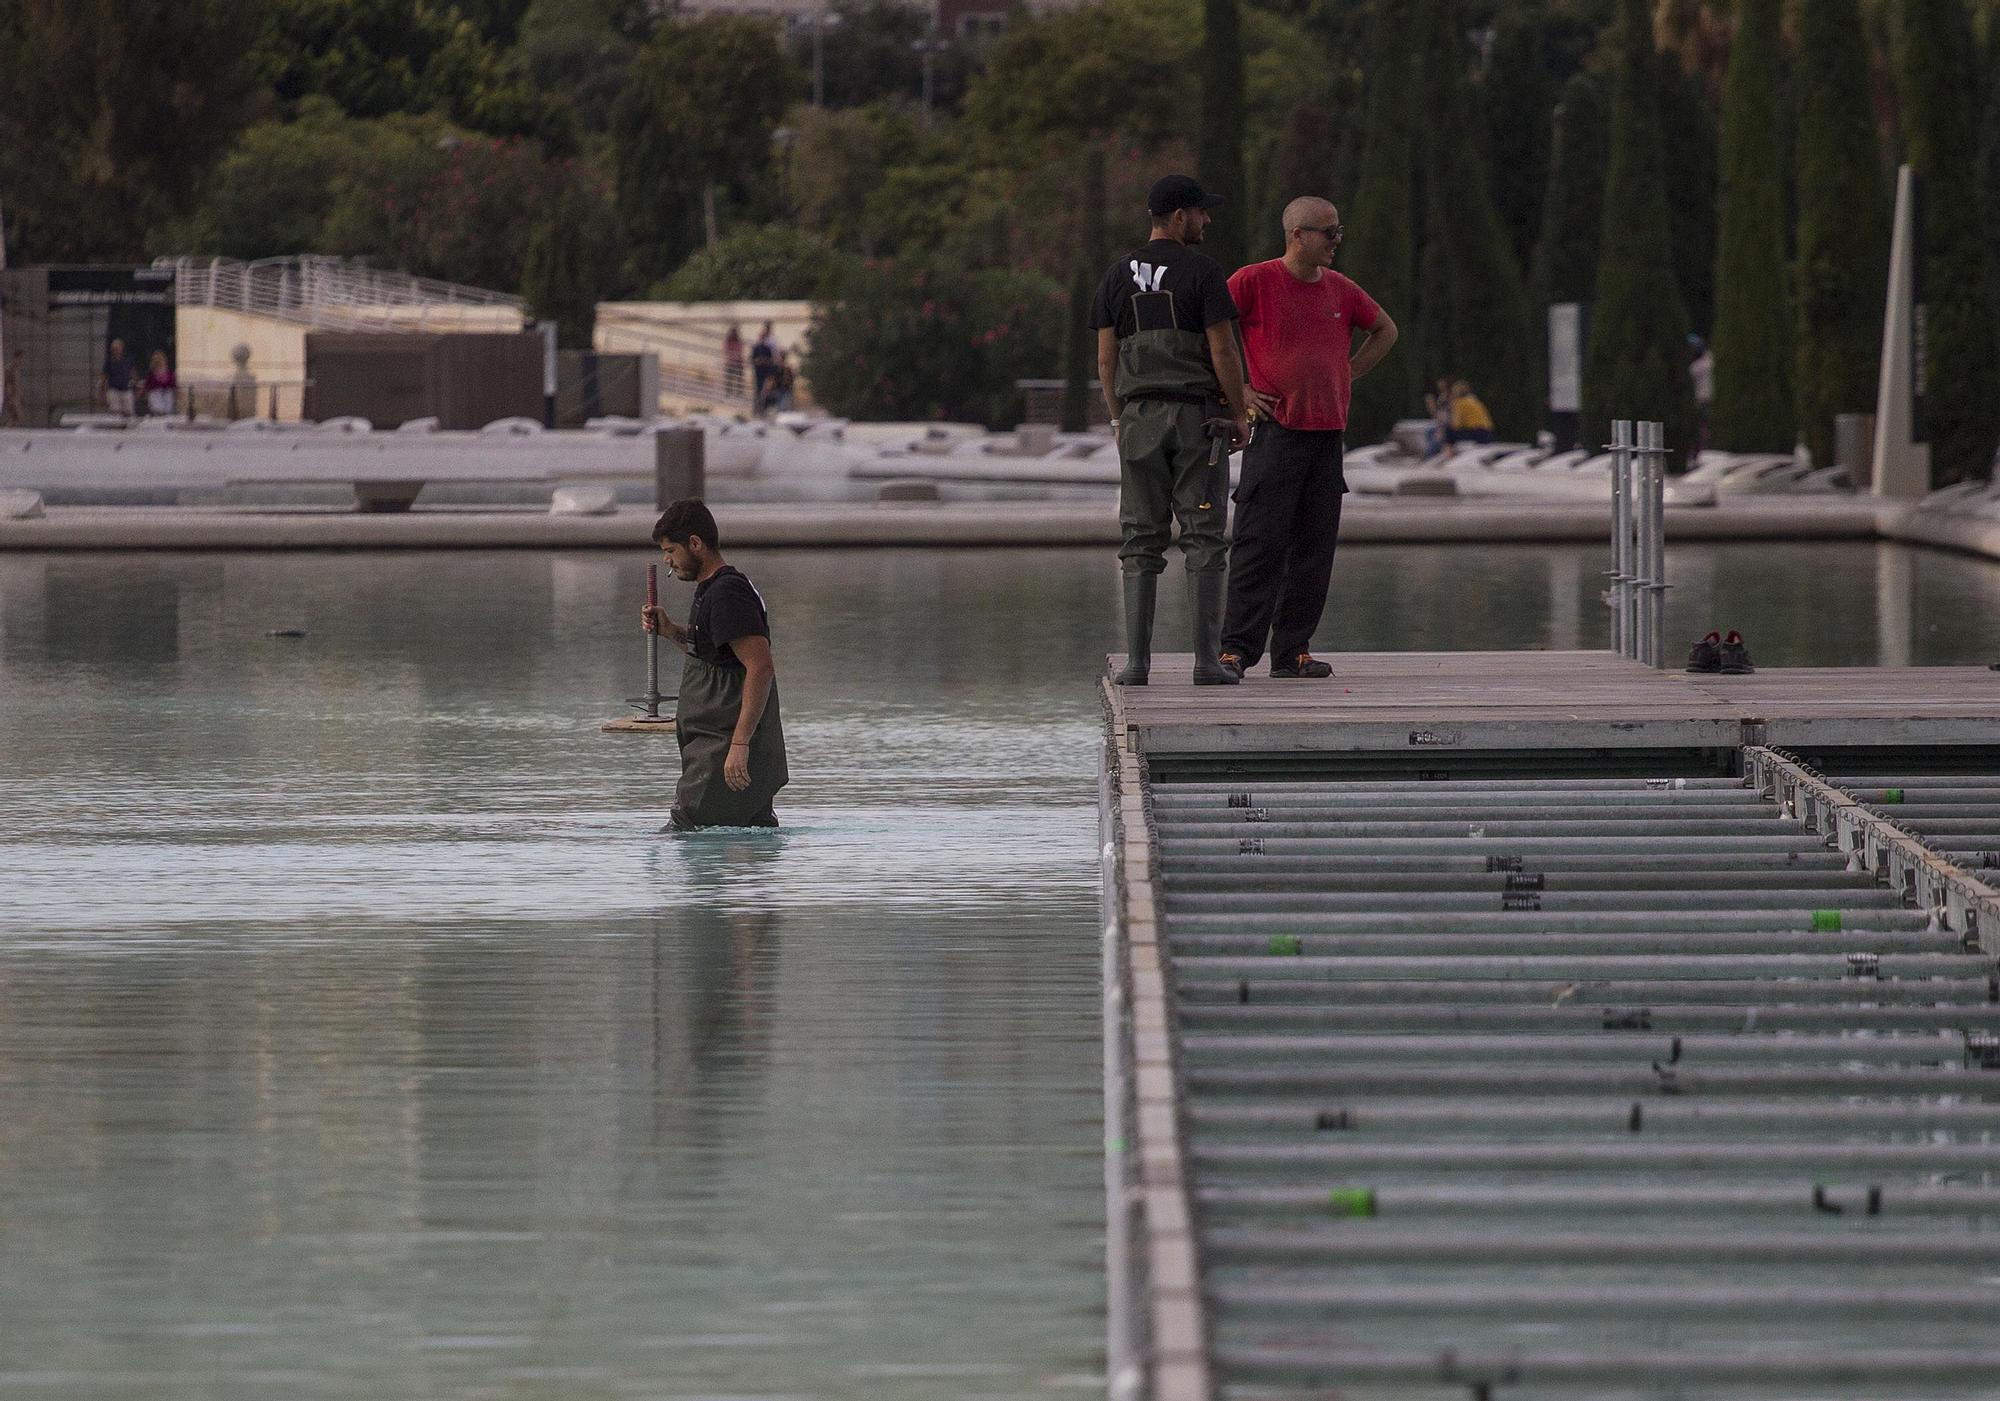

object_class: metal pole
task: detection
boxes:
[1642,419,1666,666]
[1609,419,1630,656]
[1631,421,1652,661]
[644,565,661,716]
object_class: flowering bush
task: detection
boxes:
[802,260,1064,427]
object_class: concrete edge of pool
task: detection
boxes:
[1,497,1996,565]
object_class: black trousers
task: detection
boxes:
[1221,421,1346,668]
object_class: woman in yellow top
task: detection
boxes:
[1445,379,1495,452]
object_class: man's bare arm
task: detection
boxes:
[1350,312,1399,382]
[1205,321,1250,446]
[1234,320,1277,417]
[730,634,775,747]
[1096,327,1121,423]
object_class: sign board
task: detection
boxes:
[1548,302,1584,414]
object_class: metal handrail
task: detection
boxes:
[159,256,524,333]
[1742,746,2000,953]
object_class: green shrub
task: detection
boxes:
[803,260,1065,426]
[656,226,857,301]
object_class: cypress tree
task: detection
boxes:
[1527,69,1610,437]
[1198,0,1248,272]
[522,196,600,351]
[1709,0,1794,451]
[1896,0,1999,483]
[1527,77,1610,312]
[1482,6,1559,272]
[1794,0,1889,471]
[1060,147,1108,432]
[1412,0,1539,437]
[1658,58,1720,338]
[1341,0,1421,443]
[1583,0,1698,465]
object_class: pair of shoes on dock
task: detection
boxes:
[1687,630,1755,674]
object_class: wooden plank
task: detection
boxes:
[1111,652,2000,755]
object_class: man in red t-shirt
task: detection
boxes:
[1217,196,1399,679]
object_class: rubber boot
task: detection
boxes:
[1190,570,1240,685]
[1113,572,1155,685]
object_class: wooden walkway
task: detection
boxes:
[1112,650,2000,754]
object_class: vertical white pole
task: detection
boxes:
[1608,416,1624,656]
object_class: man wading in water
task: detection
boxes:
[641,500,788,830]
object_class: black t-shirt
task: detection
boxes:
[688,565,769,668]
[1088,238,1238,342]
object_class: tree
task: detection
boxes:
[523,177,619,346]
[1341,0,1423,444]
[793,2,971,111]
[611,17,802,285]
[1198,0,1249,271]
[1896,0,1999,482]
[1060,148,1111,431]
[157,100,447,259]
[1658,54,1720,336]
[253,0,570,147]
[1481,7,1558,272]
[1261,100,1340,262]
[1794,0,1889,470]
[0,0,263,260]
[1709,0,1793,451]
[1529,71,1610,311]
[657,226,856,301]
[1584,0,1698,465]
[803,260,1065,427]
[1412,0,1539,437]
[1482,2,1604,272]
[961,0,1189,163]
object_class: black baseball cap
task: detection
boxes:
[1148,174,1225,217]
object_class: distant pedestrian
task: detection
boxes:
[749,322,777,412]
[723,323,745,398]
[101,339,136,416]
[1216,195,1398,681]
[768,351,796,414]
[1092,173,1251,687]
[1445,379,1494,450]
[1423,376,1450,457]
[2,348,22,426]
[143,350,177,418]
[1689,334,1713,449]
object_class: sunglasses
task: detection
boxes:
[1300,223,1344,241]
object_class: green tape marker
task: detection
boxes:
[1268,935,1304,956]
[1328,1187,1377,1218]
[1812,909,1842,932]
[1883,787,1904,804]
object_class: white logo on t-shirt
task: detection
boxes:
[1129,261,1166,292]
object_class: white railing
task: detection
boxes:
[161,256,525,332]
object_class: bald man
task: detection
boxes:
[1216,196,1398,680]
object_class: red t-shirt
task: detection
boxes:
[1227,260,1382,431]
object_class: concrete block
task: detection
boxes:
[875,478,941,502]
[550,485,618,516]
[0,490,45,520]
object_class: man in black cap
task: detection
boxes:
[1090,173,1250,687]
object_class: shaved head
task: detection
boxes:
[1282,195,1337,234]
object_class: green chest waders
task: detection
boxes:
[675,652,789,826]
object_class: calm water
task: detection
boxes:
[3,541,1999,1400]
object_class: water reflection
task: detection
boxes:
[1,541,1997,1399]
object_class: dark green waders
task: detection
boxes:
[675,652,788,827]
[1112,318,1236,685]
